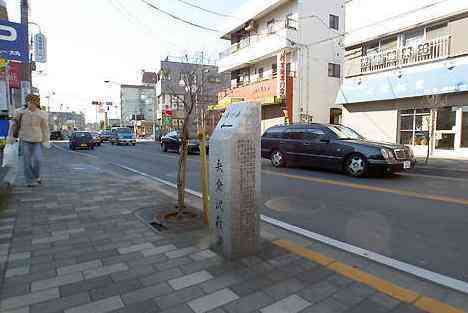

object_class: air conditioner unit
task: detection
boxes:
[245,20,256,32]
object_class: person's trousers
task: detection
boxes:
[21,141,43,185]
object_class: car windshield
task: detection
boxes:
[328,125,364,140]
[74,132,91,138]
[115,128,132,134]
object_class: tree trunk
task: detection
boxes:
[176,118,189,215]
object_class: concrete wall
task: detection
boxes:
[449,15,468,57]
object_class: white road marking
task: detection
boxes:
[53,143,468,294]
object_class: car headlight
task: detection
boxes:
[405,146,414,159]
[380,148,393,160]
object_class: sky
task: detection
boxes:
[5,0,246,122]
[4,0,449,123]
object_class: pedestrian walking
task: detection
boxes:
[14,94,50,187]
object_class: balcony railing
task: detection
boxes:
[219,20,297,59]
[360,36,450,73]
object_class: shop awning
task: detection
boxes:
[336,59,468,105]
[208,97,244,111]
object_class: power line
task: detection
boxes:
[173,0,238,19]
[140,0,220,33]
[106,0,184,49]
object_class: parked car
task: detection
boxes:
[261,124,416,177]
[111,127,136,146]
[69,131,95,150]
[90,132,102,146]
[50,131,64,141]
[99,130,113,142]
[160,131,209,154]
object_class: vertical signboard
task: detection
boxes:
[34,33,47,63]
[0,80,7,110]
[277,50,287,99]
[20,80,30,107]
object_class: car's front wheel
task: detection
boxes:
[344,154,368,177]
[270,150,286,168]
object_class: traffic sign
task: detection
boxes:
[0,20,28,63]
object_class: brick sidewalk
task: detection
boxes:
[0,148,464,313]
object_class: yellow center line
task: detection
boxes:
[274,240,466,313]
[263,169,468,206]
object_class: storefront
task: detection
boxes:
[215,77,291,134]
[338,57,468,158]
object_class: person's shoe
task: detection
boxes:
[26,184,35,188]
[36,179,42,185]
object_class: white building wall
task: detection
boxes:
[345,0,468,47]
[342,106,399,143]
[294,0,345,124]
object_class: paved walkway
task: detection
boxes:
[0,148,467,313]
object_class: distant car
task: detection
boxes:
[90,132,102,146]
[50,131,64,141]
[160,131,209,154]
[111,127,136,146]
[261,123,416,177]
[69,131,95,150]
[99,130,113,142]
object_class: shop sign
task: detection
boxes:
[0,61,21,88]
[34,33,47,63]
[278,50,287,99]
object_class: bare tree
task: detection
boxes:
[422,94,447,165]
[161,55,214,217]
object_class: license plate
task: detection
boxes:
[81,144,87,147]
[403,161,411,169]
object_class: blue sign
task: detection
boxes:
[0,20,28,63]
[336,61,468,105]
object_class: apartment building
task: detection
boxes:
[153,57,229,132]
[217,0,345,133]
[338,0,468,158]
[120,85,155,137]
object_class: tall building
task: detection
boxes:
[49,111,85,134]
[120,85,155,137]
[338,0,468,158]
[217,0,345,132]
[153,57,229,133]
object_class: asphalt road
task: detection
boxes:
[56,141,468,284]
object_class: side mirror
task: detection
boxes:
[320,138,330,144]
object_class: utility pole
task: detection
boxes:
[20,0,31,108]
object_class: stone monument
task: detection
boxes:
[209,102,261,260]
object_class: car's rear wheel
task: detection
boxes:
[270,150,286,168]
[344,154,368,177]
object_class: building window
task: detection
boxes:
[272,64,278,78]
[399,109,431,146]
[267,19,275,33]
[286,13,298,30]
[328,63,341,78]
[171,95,184,111]
[329,14,339,30]
[258,67,264,80]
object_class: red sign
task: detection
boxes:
[0,62,21,88]
[8,62,20,88]
[163,108,172,117]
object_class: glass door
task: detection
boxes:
[435,107,456,150]
[462,110,468,148]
